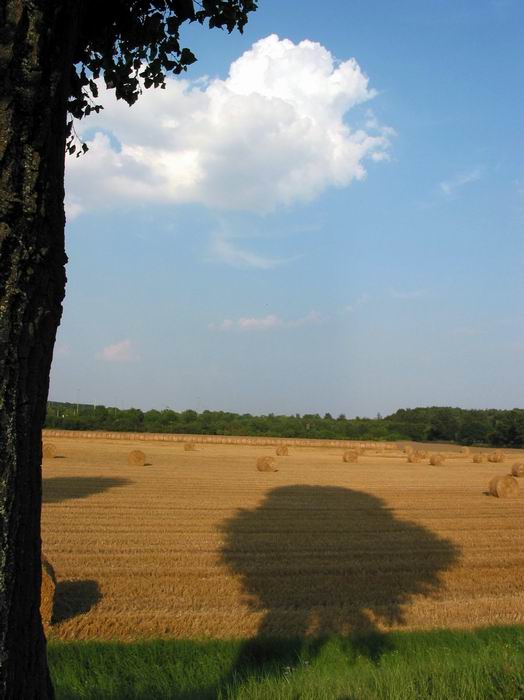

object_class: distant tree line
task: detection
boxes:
[45,403,524,448]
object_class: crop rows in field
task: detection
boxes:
[42,436,524,641]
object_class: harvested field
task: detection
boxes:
[41,434,524,642]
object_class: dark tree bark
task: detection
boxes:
[0,2,81,696]
[0,2,256,696]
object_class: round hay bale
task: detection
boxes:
[342,450,358,463]
[511,462,524,477]
[256,456,278,472]
[42,443,56,459]
[472,453,486,464]
[128,449,146,466]
[488,451,505,463]
[275,445,289,456]
[184,443,196,452]
[461,446,471,455]
[40,554,57,627]
[489,475,519,498]
[407,450,425,463]
[429,453,445,466]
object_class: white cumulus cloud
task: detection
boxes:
[66,34,391,215]
[97,339,140,362]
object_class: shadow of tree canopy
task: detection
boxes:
[43,476,132,504]
[53,579,102,624]
[222,485,459,637]
[217,485,459,687]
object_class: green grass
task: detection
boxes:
[48,626,524,700]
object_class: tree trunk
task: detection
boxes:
[0,2,80,697]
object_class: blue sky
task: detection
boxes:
[50,0,524,416]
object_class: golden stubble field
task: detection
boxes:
[41,435,524,642]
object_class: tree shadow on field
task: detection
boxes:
[213,485,459,696]
[43,476,132,504]
[52,579,102,624]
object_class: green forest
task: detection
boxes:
[45,402,524,447]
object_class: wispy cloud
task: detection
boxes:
[364,111,396,161]
[54,343,71,358]
[212,315,281,331]
[65,198,84,221]
[390,289,426,300]
[210,310,321,332]
[344,294,369,313]
[451,326,485,337]
[209,233,285,270]
[439,168,482,197]
[97,339,140,362]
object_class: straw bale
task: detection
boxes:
[128,449,146,466]
[407,450,425,463]
[42,443,56,459]
[429,453,445,466]
[511,462,524,477]
[256,456,278,472]
[461,446,471,455]
[488,451,505,463]
[184,443,197,452]
[472,453,486,464]
[275,446,289,456]
[342,450,359,463]
[40,554,57,628]
[489,475,519,498]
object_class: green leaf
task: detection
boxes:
[180,47,197,65]
[172,0,195,23]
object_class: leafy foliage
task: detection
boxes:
[45,402,524,447]
[66,0,257,152]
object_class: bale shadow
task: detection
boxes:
[215,485,460,693]
[43,476,132,504]
[53,579,102,624]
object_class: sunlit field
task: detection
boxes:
[40,432,524,645]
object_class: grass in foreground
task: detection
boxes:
[49,626,524,700]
